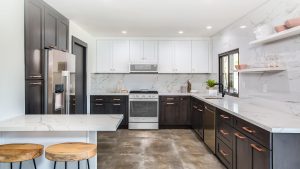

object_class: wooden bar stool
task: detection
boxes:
[45,142,97,169]
[0,143,43,169]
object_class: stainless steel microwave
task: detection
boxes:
[129,64,158,73]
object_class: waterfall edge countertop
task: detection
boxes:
[0,115,123,132]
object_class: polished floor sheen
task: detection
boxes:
[97,129,225,169]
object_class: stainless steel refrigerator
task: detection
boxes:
[44,49,76,114]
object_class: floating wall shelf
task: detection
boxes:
[249,26,300,45]
[236,67,286,73]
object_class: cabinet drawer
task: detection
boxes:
[216,138,233,169]
[217,121,234,149]
[90,103,106,114]
[235,118,272,149]
[160,96,180,102]
[91,95,127,103]
[217,109,234,126]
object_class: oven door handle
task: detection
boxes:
[129,99,159,102]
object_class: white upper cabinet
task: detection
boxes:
[174,41,191,73]
[158,41,174,73]
[130,40,158,63]
[96,40,129,73]
[191,40,210,73]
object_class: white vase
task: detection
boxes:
[208,88,218,97]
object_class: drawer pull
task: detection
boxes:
[166,98,174,100]
[220,114,229,119]
[95,104,103,106]
[242,127,255,134]
[113,98,121,101]
[251,144,265,152]
[220,129,229,136]
[166,103,175,105]
[220,149,229,156]
[197,109,203,112]
[95,99,103,101]
[29,82,42,85]
[113,104,121,106]
[234,133,246,140]
[193,106,198,109]
[72,104,76,106]
[29,75,42,78]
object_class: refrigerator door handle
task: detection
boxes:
[62,71,70,115]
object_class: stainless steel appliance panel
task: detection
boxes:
[204,104,216,153]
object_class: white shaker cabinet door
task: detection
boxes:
[96,40,113,73]
[158,41,174,73]
[112,40,130,73]
[174,40,192,73]
[129,40,143,63]
[143,40,158,63]
[191,40,210,73]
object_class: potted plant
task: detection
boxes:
[206,79,218,96]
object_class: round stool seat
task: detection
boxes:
[45,142,97,162]
[0,143,43,163]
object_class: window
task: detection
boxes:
[219,49,239,97]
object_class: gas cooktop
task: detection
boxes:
[129,90,158,94]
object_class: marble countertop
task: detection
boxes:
[0,115,123,132]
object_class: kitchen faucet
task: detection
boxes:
[214,83,225,97]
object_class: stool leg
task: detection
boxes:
[19,161,22,169]
[33,159,37,169]
[53,161,56,169]
[65,162,67,169]
[78,161,80,169]
[10,163,13,169]
[87,159,90,169]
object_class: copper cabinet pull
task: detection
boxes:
[72,104,76,106]
[113,98,121,101]
[220,114,229,119]
[95,99,103,101]
[220,129,229,135]
[220,149,229,156]
[95,104,103,106]
[193,106,198,109]
[234,133,246,140]
[242,127,255,134]
[166,103,175,105]
[166,98,174,100]
[113,104,121,106]
[251,144,265,152]
[197,109,203,112]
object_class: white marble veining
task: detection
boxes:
[0,115,123,132]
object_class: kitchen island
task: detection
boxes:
[0,114,123,169]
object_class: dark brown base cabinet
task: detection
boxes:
[159,96,191,126]
[90,96,128,126]
[25,0,69,114]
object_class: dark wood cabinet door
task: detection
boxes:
[160,101,180,125]
[57,19,69,51]
[192,101,204,138]
[178,97,191,125]
[25,0,44,80]
[233,131,251,169]
[250,141,271,169]
[44,8,57,48]
[25,80,44,114]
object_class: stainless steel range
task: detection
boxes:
[129,90,159,129]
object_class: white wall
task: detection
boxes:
[0,0,25,120]
[212,0,300,100]
[69,21,96,113]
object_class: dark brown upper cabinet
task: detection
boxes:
[25,0,45,80]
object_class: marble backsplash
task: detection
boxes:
[212,0,300,100]
[91,74,217,93]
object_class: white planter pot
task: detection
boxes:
[208,89,218,97]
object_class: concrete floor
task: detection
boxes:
[97,129,225,169]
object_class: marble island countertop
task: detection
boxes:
[0,114,123,132]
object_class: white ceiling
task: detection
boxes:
[44,0,268,37]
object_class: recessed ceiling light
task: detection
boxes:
[178,31,184,34]
[240,25,247,29]
[121,30,127,34]
[206,26,213,30]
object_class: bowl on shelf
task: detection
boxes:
[235,64,248,70]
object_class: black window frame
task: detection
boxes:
[218,49,239,97]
